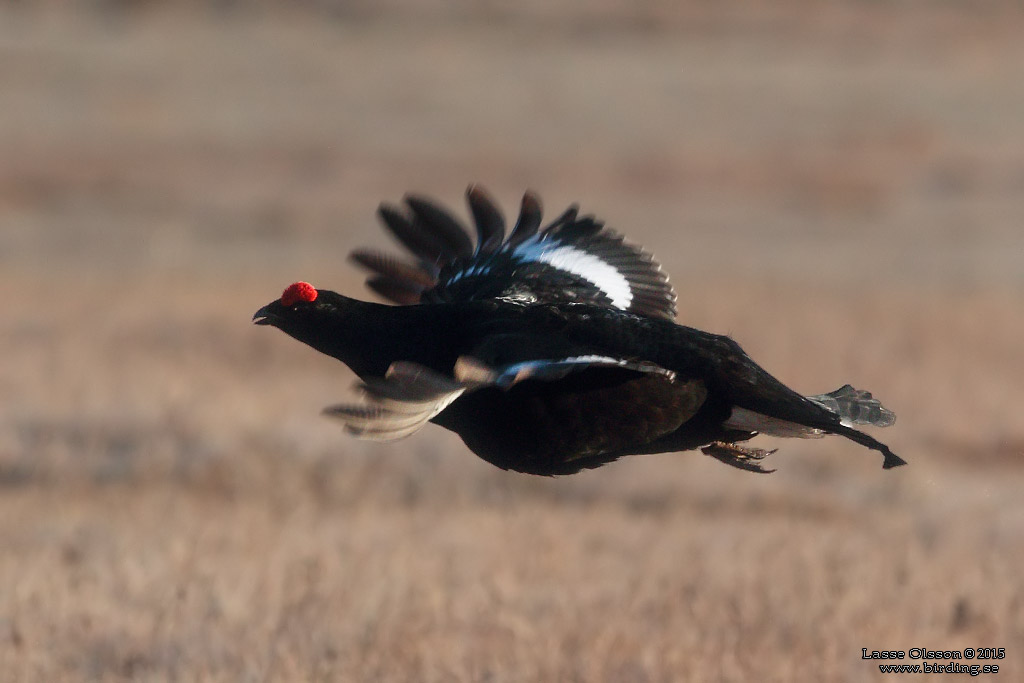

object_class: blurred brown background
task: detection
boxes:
[2,2,1023,681]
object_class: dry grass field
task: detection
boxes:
[2,3,1024,681]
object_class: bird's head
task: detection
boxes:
[252,281,357,338]
[253,281,320,327]
[253,281,397,377]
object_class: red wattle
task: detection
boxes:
[281,281,317,306]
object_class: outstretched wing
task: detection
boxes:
[349,185,678,320]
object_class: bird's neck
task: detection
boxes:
[292,298,465,380]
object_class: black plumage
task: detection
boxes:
[254,186,904,475]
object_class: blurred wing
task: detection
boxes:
[322,362,469,441]
[324,354,706,464]
[350,185,678,320]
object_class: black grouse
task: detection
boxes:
[253,185,903,475]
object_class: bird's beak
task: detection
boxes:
[252,303,277,326]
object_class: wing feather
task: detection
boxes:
[323,363,468,441]
[507,191,543,247]
[466,185,506,255]
[349,249,438,289]
[404,195,475,259]
[356,185,677,320]
[365,276,424,306]
[376,204,446,269]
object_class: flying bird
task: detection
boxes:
[253,185,903,475]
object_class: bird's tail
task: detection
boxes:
[807,384,904,469]
[827,422,906,469]
[807,384,896,428]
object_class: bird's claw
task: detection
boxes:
[701,441,777,474]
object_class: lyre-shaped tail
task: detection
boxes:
[806,384,896,429]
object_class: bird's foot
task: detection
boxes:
[701,441,777,474]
